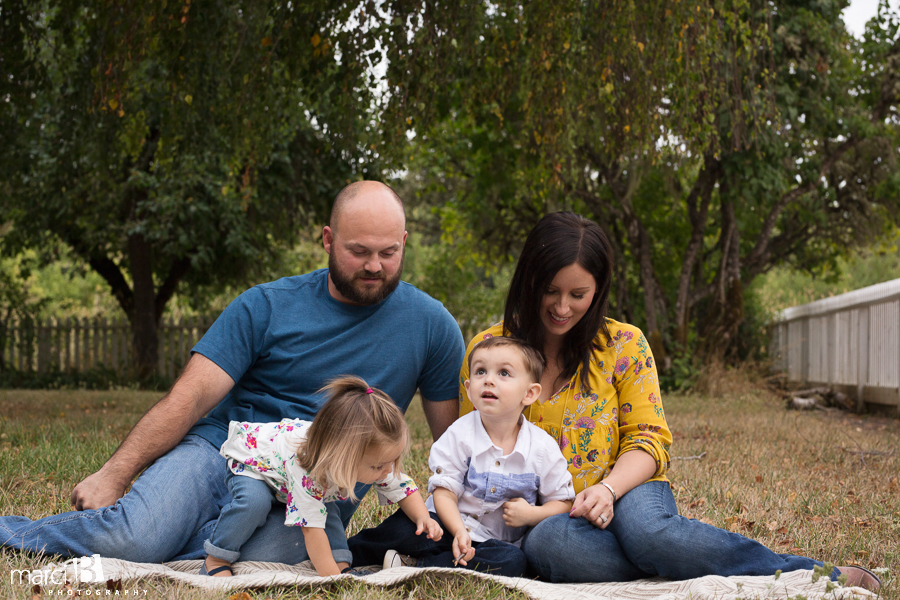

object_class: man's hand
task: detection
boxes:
[70,469,127,511]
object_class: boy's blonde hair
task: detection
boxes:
[296,375,408,501]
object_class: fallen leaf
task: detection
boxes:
[755,475,763,484]
[31,585,41,600]
[766,520,778,531]
[228,593,253,600]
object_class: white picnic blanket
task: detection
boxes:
[49,557,874,600]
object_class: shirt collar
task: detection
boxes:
[471,412,530,459]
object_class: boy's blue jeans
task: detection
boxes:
[523,480,832,583]
[349,509,527,577]
[0,435,352,565]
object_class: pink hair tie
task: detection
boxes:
[366,388,374,394]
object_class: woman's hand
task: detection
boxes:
[415,515,443,541]
[569,483,615,529]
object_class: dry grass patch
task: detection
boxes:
[1,387,897,599]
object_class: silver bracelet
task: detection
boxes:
[599,481,617,503]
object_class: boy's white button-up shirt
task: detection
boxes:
[426,411,575,546]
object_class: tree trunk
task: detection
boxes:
[674,154,720,348]
[128,232,159,381]
[700,191,744,358]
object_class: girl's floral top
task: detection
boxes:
[459,320,672,493]
[220,419,418,528]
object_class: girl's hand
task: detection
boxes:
[415,516,443,541]
[501,498,535,528]
[451,530,474,566]
[569,483,615,529]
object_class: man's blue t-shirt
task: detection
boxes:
[189,269,465,448]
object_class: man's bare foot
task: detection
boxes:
[202,555,234,577]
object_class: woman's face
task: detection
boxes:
[539,262,597,342]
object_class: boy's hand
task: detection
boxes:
[451,530,474,566]
[501,498,536,528]
[415,516,443,541]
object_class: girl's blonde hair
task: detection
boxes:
[296,375,408,501]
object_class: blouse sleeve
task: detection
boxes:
[609,326,672,479]
[372,471,419,506]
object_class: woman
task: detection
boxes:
[458,212,880,590]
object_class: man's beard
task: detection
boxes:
[328,252,404,305]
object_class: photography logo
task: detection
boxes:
[11,554,104,585]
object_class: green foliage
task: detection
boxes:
[388,0,900,365]
[403,211,511,333]
[1,0,381,375]
[0,366,169,391]
[751,228,900,321]
[658,353,702,393]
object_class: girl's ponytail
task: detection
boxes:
[298,375,408,500]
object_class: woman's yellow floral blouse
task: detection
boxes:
[459,320,672,494]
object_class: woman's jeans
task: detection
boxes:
[0,435,352,565]
[349,509,527,578]
[524,480,831,583]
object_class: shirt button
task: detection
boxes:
[494,460,500,467]
[466,527,471,532]
[436,468,442,474]
[490,487,496,493]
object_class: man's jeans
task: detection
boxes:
[0,435,352,565]
[523,480,832,583]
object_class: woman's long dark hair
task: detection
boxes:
[503,212,613,393]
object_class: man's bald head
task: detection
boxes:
[329,181,405,232]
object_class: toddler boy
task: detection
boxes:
[348,336,575,577]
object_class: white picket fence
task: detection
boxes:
[770,278,900,412]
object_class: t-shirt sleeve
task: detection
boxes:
[427,424,469,497]
[536,431,576,503]
[191,286,272,383]
[418,306,466,402]
[373,471,419,506]
[612,326,672,479]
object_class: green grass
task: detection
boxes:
[1,387,898,599]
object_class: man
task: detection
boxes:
[0,181,464,566]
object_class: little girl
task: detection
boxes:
[202,376,443,577]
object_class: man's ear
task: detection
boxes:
[323,226,334,254]
[521,382,542,407]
